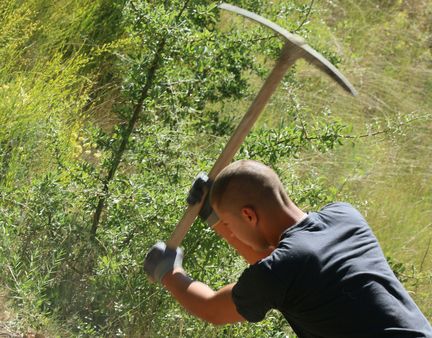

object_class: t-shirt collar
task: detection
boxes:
[280,212,310,239]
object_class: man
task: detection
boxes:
[144,160,432,337]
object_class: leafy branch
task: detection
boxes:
[91,1,191,240]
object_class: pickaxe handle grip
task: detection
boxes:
[166,43,302,249]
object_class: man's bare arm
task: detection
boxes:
[162,268,245,325]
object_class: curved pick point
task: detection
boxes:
[301,45,357,96]
[218,3,357,96]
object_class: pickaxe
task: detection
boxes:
[166,3,357,249]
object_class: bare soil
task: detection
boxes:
[0,294,17,337]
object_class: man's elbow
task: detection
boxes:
[197,307,243,325]
[202,313,229,326]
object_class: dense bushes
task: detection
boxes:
[1,0,431,336]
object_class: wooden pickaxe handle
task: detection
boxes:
[166,3,356,249]
[166,43,302,249]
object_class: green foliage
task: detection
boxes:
[1,0,431,336]
[240,116,348,165]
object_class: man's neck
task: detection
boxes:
[262,204,306,246]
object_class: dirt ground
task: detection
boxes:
[0,293,18,337]
[0,292,49,338]
[0,293,39,338]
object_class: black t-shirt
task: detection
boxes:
[232,202,432,338]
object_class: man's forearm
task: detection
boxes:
[162,268,215,320]
[161,268,244,325]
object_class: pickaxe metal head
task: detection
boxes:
[219,3,357,96]
[166,3,357,249]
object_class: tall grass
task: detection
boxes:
[0,0,122,335]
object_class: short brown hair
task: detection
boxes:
[210,160,288,214]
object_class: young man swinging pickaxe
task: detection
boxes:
[144,4,432,337]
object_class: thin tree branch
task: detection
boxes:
[269,115,423,148]
[90,0,192,240]
[294,0,315,33]
[419,236,431,273]
[91,39,167,239]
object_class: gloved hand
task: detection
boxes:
[187,172,219,227]
[144,241,184,282]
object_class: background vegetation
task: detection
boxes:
[0,0,430,336]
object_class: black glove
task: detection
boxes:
[187,172,219,227]
[144,241,183,282]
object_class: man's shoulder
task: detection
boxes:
[318,202,367,223]
[320,201,356,212]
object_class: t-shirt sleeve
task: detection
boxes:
[232,261,285,322]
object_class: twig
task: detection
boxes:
[90,37,166,240]
[294,0,315,33]
[90,0,192,240]
[419,236,431,272]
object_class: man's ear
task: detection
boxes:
[241,207,258,226]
